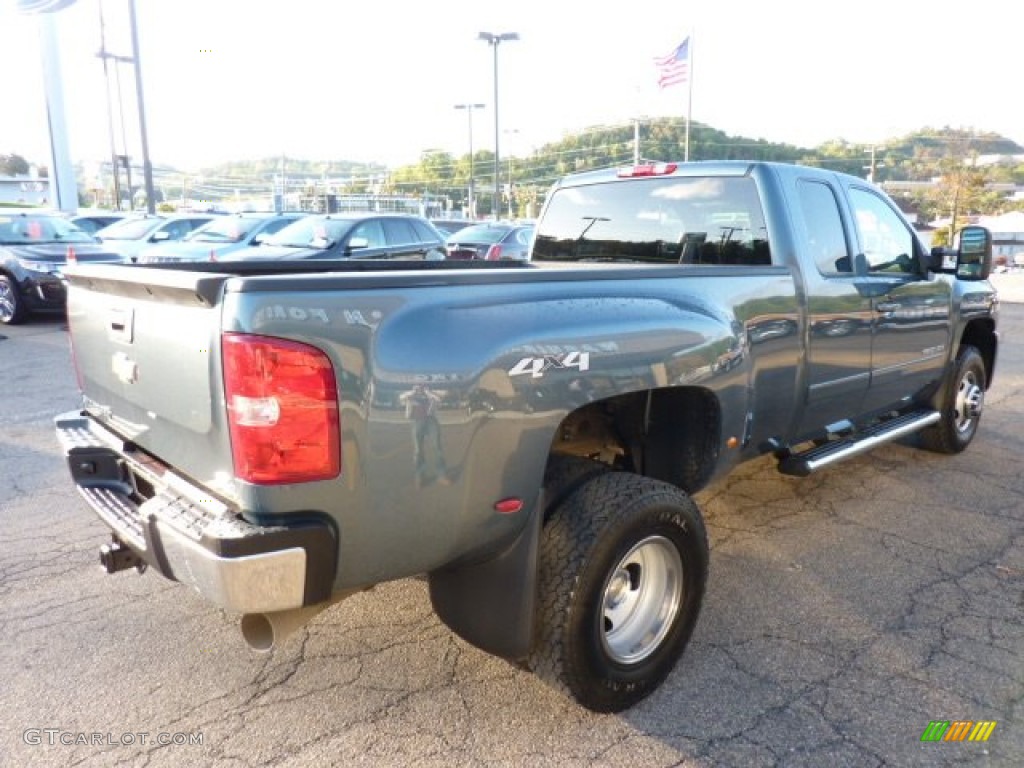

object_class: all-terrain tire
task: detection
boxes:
[529,470,708,712]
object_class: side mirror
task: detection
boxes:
[926,246,955,273]
[347,236,369,251]
[151,231,171,242]
[955,226,992,281]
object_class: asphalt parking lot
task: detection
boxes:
[1,288,1021,768]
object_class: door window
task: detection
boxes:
[848,188,918,273]
[411,219,443,245]
[351,220,385,248]
[795,180,851,275]
[382,218,417,246]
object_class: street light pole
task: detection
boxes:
[478,31,518,220]
[454,103,485,219]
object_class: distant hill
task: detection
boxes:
[58,121,1024,213]
[190,122,1024,188]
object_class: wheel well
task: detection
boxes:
[960,319,997,388]
[548,387,721,494]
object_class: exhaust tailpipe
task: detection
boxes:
[240,591,357,652]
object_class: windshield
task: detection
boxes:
[187,217,254,243]
[96,217,164,240]
[263,217,355,249]
[0,214,97,245]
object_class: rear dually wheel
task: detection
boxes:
[530,470,708,712]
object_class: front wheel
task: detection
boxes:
[920,345,986,453]
[529,471,708,712]
[0,273,27,325]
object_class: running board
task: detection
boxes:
[777,409,941,477]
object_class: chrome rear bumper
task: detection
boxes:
[55,410,336,614]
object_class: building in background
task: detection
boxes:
[976,211,1024,267]
[0,172,50,207]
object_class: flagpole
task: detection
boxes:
[685,30,694,162]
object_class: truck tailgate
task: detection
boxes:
[63,264,234,491]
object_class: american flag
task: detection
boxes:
[654,37,690,89]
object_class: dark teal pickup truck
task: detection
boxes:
[55,161,998,712]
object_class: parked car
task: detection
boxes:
[445,221,535,261]
[95,213,216,262]
[221,212,446,261]
[67,211,128,235]
[0,211,122,324]
[430,218,476,237]
[135,212,307,263]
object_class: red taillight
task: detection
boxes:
[485,244,502,260]
[617,162,678,178]
[66,246,77,263]
[222,333,340,485]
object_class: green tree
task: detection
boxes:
[1,153,31,175]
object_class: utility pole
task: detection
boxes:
[864,145,884,183]
[454,103,485,218]
[97,1,121,210]
[128,0,156,214]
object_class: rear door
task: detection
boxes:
[381,217,434,260]
[792,177,873,435]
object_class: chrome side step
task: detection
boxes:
[777,409,941,477]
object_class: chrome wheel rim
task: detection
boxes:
[600,535,684,664]
[954,369,983,434]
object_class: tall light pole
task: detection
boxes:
[454,103,485,219]
[478,31,518,220]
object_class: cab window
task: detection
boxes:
[532,176,772,265]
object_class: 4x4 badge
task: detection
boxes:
[509,352,590,379]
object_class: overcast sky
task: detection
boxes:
[1,0,1020,173]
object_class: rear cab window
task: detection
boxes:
[532,175,772,266]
